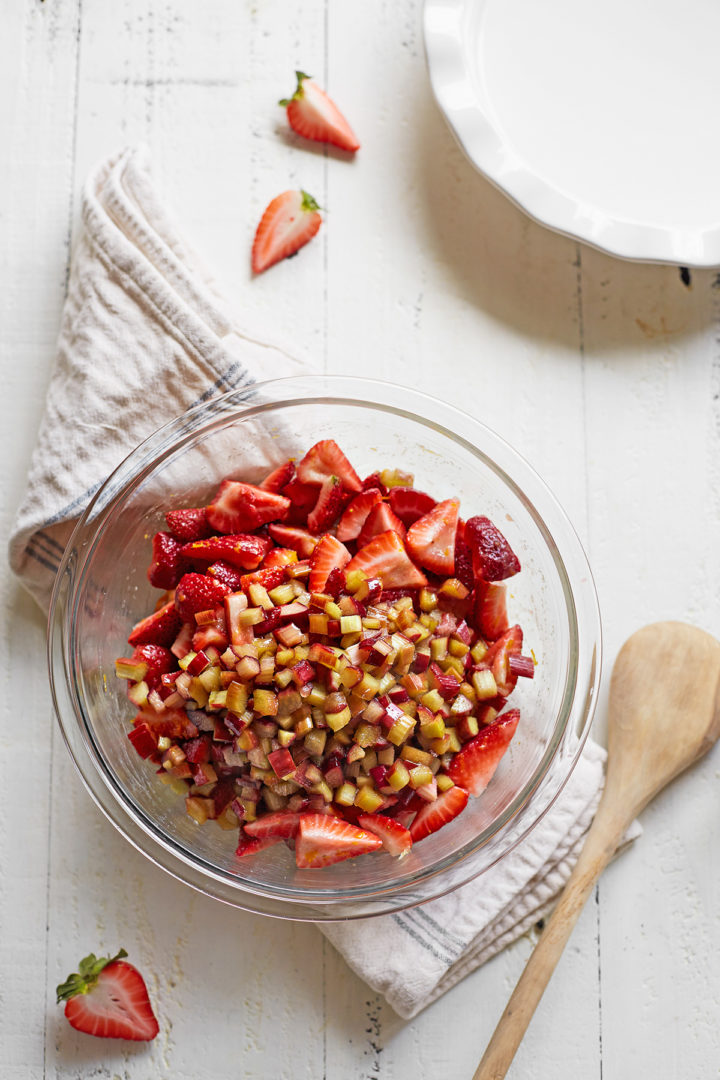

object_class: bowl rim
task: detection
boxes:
[48,373,602,920]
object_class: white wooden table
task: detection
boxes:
[3,2,720,1077]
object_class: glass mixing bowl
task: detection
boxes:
[48,374,601,920]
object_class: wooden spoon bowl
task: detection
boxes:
[473,621,720,1080]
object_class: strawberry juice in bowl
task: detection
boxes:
[48,375,600,921]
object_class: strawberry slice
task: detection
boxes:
[309,534,351,594]
[465,515,521,581]
[281,477,320,525]
[147,532,185,590]
[206,560,245,590]
[346,530,427,589]
[164,506,211,542]
[244,811,302,840]
[473,580,509,640]
[280,71,360,153]
[128,601,182,647]
[296,439,362,494]
[130,644,174,690]
[180,533,271,570]
[307,475,350,534]
[239,565,288,592]
[57,949,159,1041]
[259,459,296,493]
[454,520,474,590]
[235,831,283,858]
[336,487,382,541]
[357,814,412,856]
[174,572,231,622]
[388,487,437,528]
[268,523,319,558]
[485,625,524,696]
[405,498,460,576]
[207,480,290,534]
[295,814,382,868]
[357,501,406,548]
[408,785,469,843]
[251,189,322,274]
[446,711,520,796]
[262,546,298,569]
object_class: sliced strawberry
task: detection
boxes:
[307,475,350,534]
[251,189,322,274]
[454,520,474,591]
[235,831,283,858]
[244,811,301,840]
[239,565,288,593]
[357,501,406,548]
[280,71,360,153]
[147,532,185,590]
[164,506,211,542]
[180,533,271,570]
[357,814,412,856]
[473,581,509,640]
[128,601,182,647]
[206,560,245,590]
[130,645,174,690]
[405,498,460,576]
[446,711,519,796]
[296,439,362,494]
[388,487,437,528]
[309,534,351,594]
[336,487,382,541]
[207,480,290,534]
[346,530,427,589]
[361,472,388,494]
[57,950,159,1042]
[465,515,521,581]
[174,572,231,622]
[262,546,298,569]
[281,477,320,525]
[295,814,381,868]
[136,707,198,741]
[259,459,296,493]
[408,785,469,843]
[268,523,319,558]
[484,624,524,696]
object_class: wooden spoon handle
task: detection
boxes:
[472,810,628,1080]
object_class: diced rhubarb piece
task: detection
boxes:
[174,573,231,622]
[309,534,351,594]
[473,581,509,641]
[346,531,427,589]
[148,531,185,590]
[207,479,290,533]
[165,506,212,541]
[128,602,182,647]
[127,724,158,759]
[405,498,460,576]
[296,439,362,494]
[446,710,519,796]
[268,523,318,558]
[267,747,296,779]
[336,488,383,541]
[295,814,382,868]
[388,487,437,527]
[259,459,296,493]
[409,785,469,842]
[508,654,535,679]
[357,502,406,548]
[465,515,521,581]
[181,533,271,571]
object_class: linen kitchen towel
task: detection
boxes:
[9,145,639,1022]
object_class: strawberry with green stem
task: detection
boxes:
[280,71,360,152]
[57,949,159,1041]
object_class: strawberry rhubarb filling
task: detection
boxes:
[115,440,534,870]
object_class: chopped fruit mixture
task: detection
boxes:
[115,440,534,871]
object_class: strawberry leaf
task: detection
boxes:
[56,949,128,1003]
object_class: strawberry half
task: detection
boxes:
[147,532,185,590]
[174,572,231,622]
[251,189,322,275]
[346,530,427,589]
[295,814,382,868]
[309,534,351,594]
[207,480,290,533]
[388,487,437,528]
[128,601,182,647]
[408,785,469,843]
[180,533,271,570]
[244,811,302,840]
[446,711,520,796]
[280,71,360,153]
[268,523,319,558]
[296,439,362,494]
[57,949,159,1041]
[281,477,320,526]
[405,498,460,576]
[357,814,412,856]
[357,501,406,548]
[473,580,509,641]
[259,459,296,493]
[336,487,382,541]
[206,560,246,590]
[164,507,211,542]
[307,475,350,534]
[465,515,521,581]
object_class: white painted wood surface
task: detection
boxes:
[2,2,720,1077]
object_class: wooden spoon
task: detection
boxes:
[474,621,720,1080]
